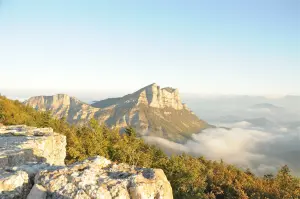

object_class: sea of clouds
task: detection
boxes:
[144,121,300,176]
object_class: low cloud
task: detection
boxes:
[220,121,252,128]
[144,125,300,176]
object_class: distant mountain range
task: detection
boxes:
[183,95,300,122]
[25,83,209,141]
[250,103,283,110]
[244,117,276,128]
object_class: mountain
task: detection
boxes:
[2,91,300,198]
[285,121,300,129]
[24,94,100,124]
[25,83,209,141]
[251,103,282,110]
[92,97,122,108]
[183,95,300,123]
[244,117,276,128]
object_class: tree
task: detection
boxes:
[124,126,137,137]
[264,173,274,180]
[275,165,300,198]
[245,168,254,177]
[40,111,52,127]
[0,111,5,123]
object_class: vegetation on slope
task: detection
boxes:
[0,95,299,199]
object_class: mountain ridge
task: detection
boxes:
[25,83,209,141]
[91,83,186,110]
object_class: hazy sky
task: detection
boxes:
[0,0,299,96]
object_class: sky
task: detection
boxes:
[0,0,299,97]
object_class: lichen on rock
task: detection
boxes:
[29,156,173,199]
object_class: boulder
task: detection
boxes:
[29,156,173,199]
[0,125,66,167]
[0,169,30,199]
[0,125,66,198]
[0,164,59,199]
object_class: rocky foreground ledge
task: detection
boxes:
[0,125,66,167]
[0,125,173,199]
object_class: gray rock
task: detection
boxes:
[0,170,30,199]
[0,125,66,198]
[26,184,47,199]
[0,125,66,167]
[0,125,173,199]
[31,156,173,199]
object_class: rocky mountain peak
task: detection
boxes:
[134,83,184,110]
[51,94,71,105]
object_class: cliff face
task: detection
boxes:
[25,94,100,124]
[25,84,209,141]
[0,125,173,199]
[135,83,184,110]
[92,84,184,110]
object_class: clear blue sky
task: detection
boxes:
[0,0,299,96]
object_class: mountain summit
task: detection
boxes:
[93,83,186,110]
[25,84,209,141]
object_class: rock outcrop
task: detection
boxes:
[0,125,173,199]
[28,156,173,199]
[92,83,184,110]
[126,83,184,110]
[0,164,52,199]
[25,83,209,141]
[0,125,66,199]
[0,125,66,167]
[0,169,30,199]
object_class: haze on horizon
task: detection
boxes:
[0,0,299,96]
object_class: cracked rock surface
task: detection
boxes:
[29,156,173,199]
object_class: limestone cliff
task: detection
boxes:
[25,94,99,124]
[25,84,209,141]
[94,83,184,110]
[0,125,173,199]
